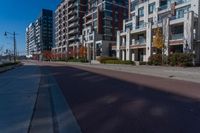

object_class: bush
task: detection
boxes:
[139,61,147,65]
[0,62,20,67]
[97,56,118,63]
[148,53,195,67]
[104,60,135,65]
[168,53,194,67]
[67,57,88,63]
[148,54,162,65]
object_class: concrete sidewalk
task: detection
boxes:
[57,62,200,84]
[0,62,40,133]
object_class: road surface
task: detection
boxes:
[37,61,200,133]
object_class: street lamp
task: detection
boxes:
[4,32,17,63]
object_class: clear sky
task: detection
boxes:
[0,0,61,55]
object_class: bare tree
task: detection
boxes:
[0,46,3,54]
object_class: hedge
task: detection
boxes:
[97,56,118,63]
[0,62,20,67]
[104,60,135,65]
[148,53,195,67]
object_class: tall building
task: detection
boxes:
[114,0,200,64]
[26,9,53,58]
[80,0,128,59]
[26,23,36,57]
[52,0,87,57]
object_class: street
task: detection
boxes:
[38,61,200,133]
[1,61,200,133]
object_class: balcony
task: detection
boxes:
[135,39,146,45]
[170,33,184,40]
[176,0,191,5]
[68,29,79,35]
[158,4,168,11]
[170,15,184,20]
[68,22,78,28]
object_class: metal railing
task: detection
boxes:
[170,33,184,40]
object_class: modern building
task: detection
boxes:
[26,23,36,58]
[80,0,128,60]
[114,0,200,64]
[52,0,87,57]
[26,9,53,58]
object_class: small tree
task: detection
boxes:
[79,46,87,58]
[153,28,164,53]
[0,46,3,61]
[152,28,168,65]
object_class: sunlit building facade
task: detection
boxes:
[114,0,200,64]
[80,0,128,59]
[52,0,87,57]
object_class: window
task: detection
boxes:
[148,17,153,24]
[138,7,144,17]
[149,3,155,14]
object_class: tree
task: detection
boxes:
[153,28,164,52]
[152,27,168,65]
[79,46,87,58]
[43,51,53,60]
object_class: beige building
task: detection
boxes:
[52,0,87,57]
[114,0,200,64]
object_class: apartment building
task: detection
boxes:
[26,9,53,59]
[114,0,200,64]
[80,0,128,60]
[26,23,36,57]
[52,0,87,57]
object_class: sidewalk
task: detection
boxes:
[61,62,200,84]
[0,62,40,133]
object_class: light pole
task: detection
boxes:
[4,32,17,63]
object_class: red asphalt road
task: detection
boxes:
[38,62,200,133]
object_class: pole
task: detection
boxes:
[13,32,16,62]
[93,30,95,60]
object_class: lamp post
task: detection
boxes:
[4,32,17,63]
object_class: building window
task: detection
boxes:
[149,2,155,14]
[148,17,154,25]
[131,1,137,11]
[138,7,144,17]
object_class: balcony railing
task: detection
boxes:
[135,39,146,45]
[170,33,184,40]
[158,4,168,11]
[176,0,191,5]
[170,15,184,20]
[135,24,145,30]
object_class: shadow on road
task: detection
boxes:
[39,64,200,133]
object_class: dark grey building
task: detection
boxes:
[26,9,53,58]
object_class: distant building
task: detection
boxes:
[52,0,87,57]
[80,0,128,59]
[26,23,36,58]
[26,9,53,59]
[52,0,128,60]
[114,0,200,64]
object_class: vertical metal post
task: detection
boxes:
[13,32,16,62]
[93,30,96,60]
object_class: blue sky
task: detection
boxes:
[0,0,61,55]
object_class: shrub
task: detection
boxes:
[168,53,194,67]
[97,56,118,63]
[104,60,135,65]
[148,54,162,65]
[139,61,147,65]
[0,62,20,67]
[67,57,88,63]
